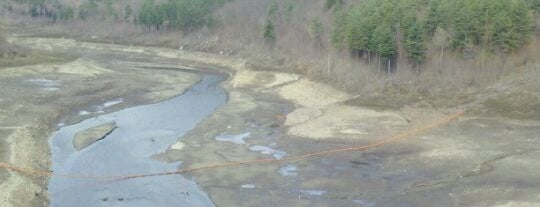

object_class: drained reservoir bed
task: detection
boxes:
[48,74,226,207]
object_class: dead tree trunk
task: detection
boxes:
[440,46,444,70]
[378,55,381,75]
[387,58,391,78]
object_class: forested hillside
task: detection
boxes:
[4,0,537,60]
[332,0,533,72]
[2,0,540,109]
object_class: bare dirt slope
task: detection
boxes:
[469,63,540,120]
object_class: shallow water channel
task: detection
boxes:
[48,74,226,207]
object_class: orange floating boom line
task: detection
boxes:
[0,110,464,182]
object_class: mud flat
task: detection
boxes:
[48,75,225,206]
[156,48,540,206]
[0,38,202,206]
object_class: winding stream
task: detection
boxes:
[48,74,226,207]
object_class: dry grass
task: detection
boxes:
[481,94,540,119]
[0,45,77,69]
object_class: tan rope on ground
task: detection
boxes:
[0,110,464,182]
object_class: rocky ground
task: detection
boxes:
[1,37,539,207]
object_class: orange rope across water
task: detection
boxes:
[0,110,464,182]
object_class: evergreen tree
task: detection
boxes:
[372,24,396,58]
[124,5,133,21]
[59,6,74,21]
[268,1,278,16]
[510,0,534,49]
[310,18,324,47]
[525,0,540,11]
[138,0,154,29]
[331,9,349,48]
[78,0,98,21]
[263,20,276,42]
[405,20,426,69]
[325,0,342,10]
[104,0,117,20]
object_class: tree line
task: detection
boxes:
[138,0,229,31]
[10,0,229,31]
[6,0,538,68]
[11,0,116,22]
[332,0,535,71]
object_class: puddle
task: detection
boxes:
[249,145,287,160]
[25,78,61,86]
[353,199,375,207]
[278,164,298,176]
[24,78,62,91]
[103,98,123,108]
[299,190,326,196]
[215,132,251,144]
[240,184,256,189]
[48,75,226,207]
[42,87,60,92]
[78,99,124,117]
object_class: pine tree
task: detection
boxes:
[310,18,324,47]
[325,0,342,10]
[510,0,534,49]
[372,23,396,73]
[331,9,348,48]
[124,5,133,21]
[263,20,276,42]
[59,6,74,21]
[139,0,154,29]
[405,20,425,72]
[268,1,278,16]
[373,24,396,58]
